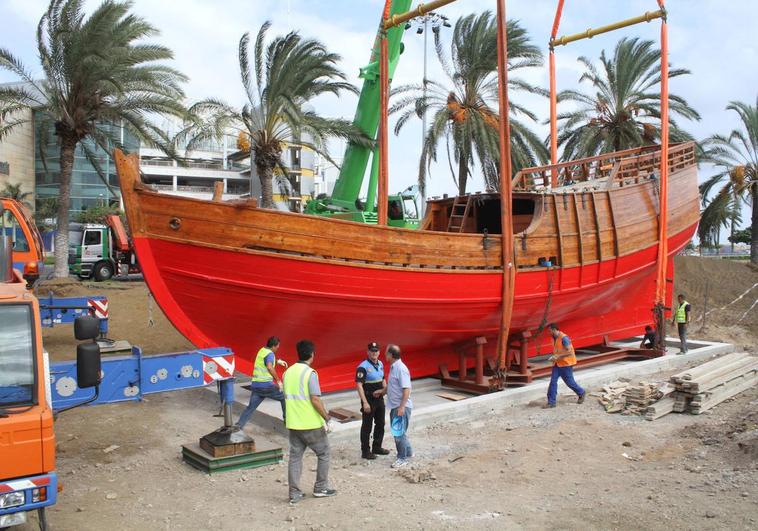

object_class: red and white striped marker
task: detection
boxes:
[0,476,50,493]
[88,298,109,319]
[202,354,235,384]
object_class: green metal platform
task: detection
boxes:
[181,443,283,474]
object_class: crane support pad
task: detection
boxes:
[182,443,283,474]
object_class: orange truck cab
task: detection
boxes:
[0,206,56,529]
[1,198,45,284]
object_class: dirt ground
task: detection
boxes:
[37,278,193,361]
[25,376,758,531]
[674,256,758,348]
[21,256,758,530]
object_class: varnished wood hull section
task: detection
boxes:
[115,145,699,392]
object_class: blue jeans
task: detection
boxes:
[238,384,286,427]
[547,365,585,405]
[390,407,413,460]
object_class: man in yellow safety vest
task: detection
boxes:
[543,323,585,408]
[236,336,288,430]
[671,294,691,354]
[284,340,335,504]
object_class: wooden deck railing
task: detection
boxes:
[512,142,696,191]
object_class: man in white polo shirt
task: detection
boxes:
[376,344,412,468]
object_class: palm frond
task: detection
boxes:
[555,37,699,161]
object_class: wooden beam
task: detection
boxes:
[590,192,603,265]
[553,197,564,267]
[573,193,585,265]
[605,190,620,258]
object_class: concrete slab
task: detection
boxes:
[215,337,735,445]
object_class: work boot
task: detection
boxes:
[542,403,556,409]
[372,447,390,455]
[577,393,585,404]
[362,451,377,460]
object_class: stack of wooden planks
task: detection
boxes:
[624,382,661,413]
[595,380,630,413]
[595,380,668,414]
[643,395,678,420]
[668,353,758,415]
[595,354,758,420]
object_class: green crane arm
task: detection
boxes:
[328,0,412,208]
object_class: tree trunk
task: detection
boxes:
[253,142,281,210]
[53,137,77,279]
[730,210,736,254]
[457,151,468,196]
[751,181,758,265]
[256,158,276,209]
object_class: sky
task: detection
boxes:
[1,0,756,222]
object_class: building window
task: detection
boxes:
[84,230,101,246]
[290,147,301,170]
[287,172,301,196]
[2,208,29,252]
[34,112,139,216]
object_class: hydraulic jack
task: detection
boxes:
[199,379,256,457]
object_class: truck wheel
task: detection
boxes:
[93,261,114,282]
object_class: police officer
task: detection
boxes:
[355,341,389,460]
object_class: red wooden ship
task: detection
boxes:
[114,143,698,391]
[115,0,693,392]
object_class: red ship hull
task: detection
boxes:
[134,221,695,392]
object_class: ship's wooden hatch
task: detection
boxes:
[422,193,538,234]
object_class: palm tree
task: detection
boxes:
[390,12,548,197]
[556,37,700,161]
[0,182,33,209]
[697,186,741,254]
[181,22,370,209]
[701,97,758,264]
[0,0,189,278]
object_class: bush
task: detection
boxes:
[34,197,59,232]
[728,227,752,245]
[76,204,123,225]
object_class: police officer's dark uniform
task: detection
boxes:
[355,342,389,459]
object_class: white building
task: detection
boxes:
[229,141,317,212]
[313,153,342,197]
[141,127,319,211]
[139,133,250,201]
